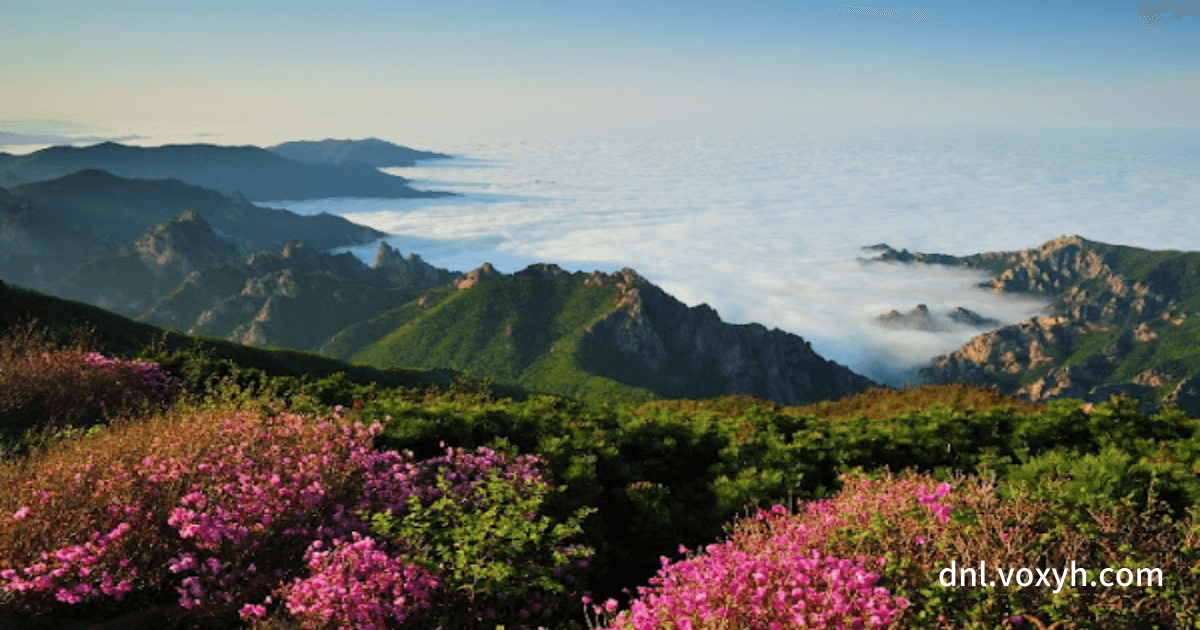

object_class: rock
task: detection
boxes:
[1134,368,1173,388]
[878,304,938,331]
[453,262,499,290]
[1163,377,1200,417]
[947,307,1001,328]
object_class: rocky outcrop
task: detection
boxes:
[453,263,500,290]
[580,268,875,405]
[373,242,459,289]
[47,211,244,315]
[876,304,1000,332]
[143,240,459,350]
[872,236,1200,410]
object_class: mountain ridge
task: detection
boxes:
[869,235,1200,413]
[322,263,876,405]
[267,138,451,167]
[0,142,454,201]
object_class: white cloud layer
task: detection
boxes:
[271,128,1200,385]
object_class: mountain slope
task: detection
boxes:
[322,264,875,405]
[267,138,451,167]
[0,280,452,390]
[870,236,1200,413]
[0,142,453,201]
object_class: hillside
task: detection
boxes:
[321,263,875,405]
[0,142,454,201]
[267,138,451,167]
[870,236,1200,413]
[0,279,453,390]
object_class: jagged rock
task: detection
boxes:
[140,238,457,350]
[580,268,875,405]
[890,235,1199,408]
[47,211,243,316]
[453,263,499,290]
[372,241,459,289]
[134,210,241,277]
[878,304,938,331]
[947,307,1001,328]
[877,304,1001,332]
[1133,322,1159,342]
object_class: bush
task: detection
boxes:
[0,407,376,626]
[602,470,1200,629]
[0,324,182,444]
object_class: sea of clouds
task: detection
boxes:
[268,128,1200,385]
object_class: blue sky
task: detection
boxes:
[1,0,1197,143]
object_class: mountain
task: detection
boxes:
[143,240,459,351]
[0,142,454,201]
[869,236,1200,414]
[0,170,387,289]
[320,263,875,405]
[267,138,451,168]
[48,210,242,314]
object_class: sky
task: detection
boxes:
[1,0,1198,144]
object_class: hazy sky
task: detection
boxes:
[1,0,1198,143]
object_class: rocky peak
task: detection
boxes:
[578,266,875,405]
[515,263,568,279]
[372,241,404,270]
[453,262,499,290]
[132,210,241,276]
[877,304,999,332]
[947,307,1001,328]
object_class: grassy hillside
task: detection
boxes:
[324,267,659,403]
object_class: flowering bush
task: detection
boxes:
[0,325,183,442]
[282,533,438,630]
[0,407,375,624]
[600,470,1200,629]
[0,403,594,629]
[595,473,930,629]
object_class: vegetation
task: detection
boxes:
[3,317,1200,628]
[326,268,659,404]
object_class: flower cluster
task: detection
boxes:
[598,474,965,629]
[75,351,185,410]
[1,408,590,628]
[281,533,438,630]
[0,409,376,619]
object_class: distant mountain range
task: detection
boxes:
[0,169,386,288]
[268,138,451,168]
[0,141,454,201]
[870,236,1200,414]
